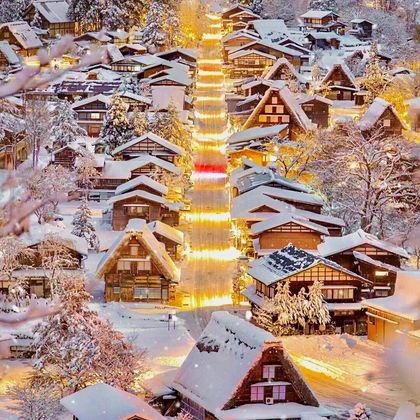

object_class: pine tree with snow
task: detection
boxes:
[51,99,86,149]
[99,94,132,154]
[308,0,338,11]
[348,403,372,419]
[102,0,126,30]
[132,109,150,137]
[360,56,390,105]
[71,200,99,251]
[0,0,29,23]
[68,0,102,32]
[142,1,168,52]
[261,0,295,22]
[250,0,263,15]
[254,297,277,334]
[30,277,147,393]
[31,9,43,29]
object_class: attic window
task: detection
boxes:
[262,364,280,379]
[383,119,391,127]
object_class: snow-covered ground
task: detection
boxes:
[282,335,419,419]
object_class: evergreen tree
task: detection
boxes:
[308,0,338,11]
[254,297,277,334]
[261,0,295,22]
[306,280,331,328]
[71,200,99,251]
[360,56,390,105]
[51,99,86,149]
[119,75,141,95]
[68,0,102,32]
[142,1,168,52]
[102,0,125,30]
[31,9,43,29]
[99,94,132,154]
[30,278,147,393]
[132,109,150,137]
[0,0,29,23]
[250,0,263,15]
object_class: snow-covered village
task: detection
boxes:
[0,0,418,419]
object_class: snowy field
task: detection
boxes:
[282,335,419,419]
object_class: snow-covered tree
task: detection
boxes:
[119,75,141,95]
[0,236,33,284]
[309,0,338,11]
[7,381,62,420]
[232,263,253,305]
[38,235,79,298]
[24,98,52,169]
[311,122,419,237]
[31,9,43,29]
[31,277,147,393]
[305,280,331,328]
[75,150,99,197]
[68,0,102,32]
[261,0,295,22]
[348,403,372,419]
[360,55,390,104]
[254,297,278,334]
[250,0,263,15]
[132,109,150,137]
[99,94,132,154]
[0,0,30,23]
[51,100,86,149]
[71,200,99,251]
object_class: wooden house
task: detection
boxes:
[297,94,332,128]
[111,56,148,73]
[243,244,372,334]
[74,32,110,45]
[349,19,373,40]
[0,112,26,169]
[156,48,197,65]
[24,1,77,38]
[5,232,87,298]
[359,98,406,136]
[106,30,129,46]
[50,143,85,168]
[299,10,345,34]
[108,189,180,230]
[243,85,315,140]
[306,32,341,50]
[173,311,332,420]
[93,156,180,195]
[71,94,111,137]
[406,97,420,132]
[53,80,121,101]
[0,21,43,57]
[61,383,166,420]
[112,132,183,163]
[318,229,409,298]
[240,79,272,98]
[222,30,259,61]
[229,49,276,79]
[114,175,168,198]
[321,63,358,101]
[263,58,307,89]
[96,219,180,303]
[362,271,420,346]
[119,43,147,56]
[222,5,260,32]
[118,92,151,112]
[0,40,21,71]
[251,213,329,254]
[147,221,184,260]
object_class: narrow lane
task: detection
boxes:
[181,13,239,307]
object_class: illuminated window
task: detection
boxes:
[282,115,290,123]
[273,385,286,400]
[90,112,101,120]
[262,365,279,379]
[117,260,131,272]
[137,259,151,271]
[113,287,120,294]
[375,270,388,277]
[259,115,268,123]
[272,97,278,104]
[250,386,264,401]
[383,119,391,127]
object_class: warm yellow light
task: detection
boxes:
[189,247,241,261]
[194,110,226,119]
[186,212,231,222]
[197,59,223,65]
[198,69,224,77]
[195,81,224,89]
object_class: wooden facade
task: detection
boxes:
[300,12,345,34]
[51,145,80,168]
[299,96,331,128]
[322,64,357,101]
[111,194,179,231]
[350,20,373,40]
[254,222,324,251]
[361,104,405,136]
[73,98,108,137]
[0,22,42,57]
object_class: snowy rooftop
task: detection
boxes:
[359,97,407,131]
[228,124,287,145]
[60,383,165,420]
[147,220,184,245]
[248,244,367,286]
[114,175,168,196]
[362,271,420,321]
[172,311,274,413]
[0,21,43,50]
[32,1,71,24]
[264,58,305,83]
[300,10,338,19]
[247,19,290,41]
[107,190,167,206]
[317,229,409,258]
[96,219,179,282]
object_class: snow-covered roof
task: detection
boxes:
[246,19,290,41]
[107,190,167,206]
[351,19,374,24]
[172,311,273,412]
[0,41,20,65]
[318,229,409,258]
[322,63,357,88]
[300,10,338,19]
[112,132,183,156]
[60,383,165,420]
[71,94,111,109]
[118,91,152,105]
[102,155,181,180]
[229,39,303,58]
[147,220,184,245]
[362,271,420,321]
[21,227,88,256]
[96,219,179,282]
[353,251,400,272]
[359,98,407,131]
[244,85,315,131]
[307,31,339,40]
[222,29,259,44]
[156,47,197,61]
[297,93,333,106]
[229,48,276,61]
[0,21,42,50]
[114,175,168,196]
[228,124,287,145]
[264,58,305,83]
[248,244,367,286]
[32,1,71,24]
[251,213,329,236]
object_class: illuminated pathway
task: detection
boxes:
[181,13,239,307]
